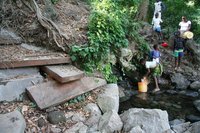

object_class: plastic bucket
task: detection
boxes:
[138,82,147,92]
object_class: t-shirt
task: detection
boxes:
[154,1,162,13]
[152,17,163,28]
[179,21,191,32]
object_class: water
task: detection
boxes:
[119,90,200,121]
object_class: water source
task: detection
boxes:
[119,90,200,121]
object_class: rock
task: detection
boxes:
[190,81,200,90]
[0,110,26,133]
[0,28,22,44]
[169,119,185,127]
[193,100,200,112]
[0,74,43,102]
[185,121,200,133]
[71,112,86,122]
[120,108,170,133]
[171,122,191,133]
[186,115,200,123]
[50,127,62,133]
[97,84,119,113]
[37,117,47,127]
[83,103,102,126]
[129,126,145,133]
[170,73,190,90]
[64,122,88,133]
[47,111,66,124]
[98,110,123,133]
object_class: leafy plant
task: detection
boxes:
[51,0,59,4]
[70,0,149,82]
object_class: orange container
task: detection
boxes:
[138,82,147,92]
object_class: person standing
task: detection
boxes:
[152,13,163,40]
[142,44,163,92]
[173,31,185,70]
[153,0,165,19]
[179,16,191,35]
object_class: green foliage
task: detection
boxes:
[149,0,200,40]
[51,0,59,4]
[70,0,149,82]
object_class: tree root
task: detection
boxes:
[30,0,69,51]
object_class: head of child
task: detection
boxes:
[153,44,159,51]
[155,13,159,18]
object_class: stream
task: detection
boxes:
[119,88,200,121]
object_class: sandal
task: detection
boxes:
[152,88,160,93]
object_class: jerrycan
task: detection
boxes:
[138,79,148,93]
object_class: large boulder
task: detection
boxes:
[98,110,123,133]
[170,73,190,89]
[120,108,170,133]
[0,110,26,133]
[97,84,119,113]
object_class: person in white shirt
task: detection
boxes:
[154,0,162,19]
[152,13,163,39]
[179,16,191,35]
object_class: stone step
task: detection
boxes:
[0,110,26,133]
[0,74,43,102]
[41,65,84,83]
[0,45,71,69]
[27,77,107,109]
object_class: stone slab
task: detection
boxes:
[0,67,39,80]
[0,57,71,69]
[41,65,84,83]
[0,74,43,102]
[0,45,71,68]
[27,77,107,109]
[0,110,26,133]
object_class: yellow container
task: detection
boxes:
[138,82,147,93]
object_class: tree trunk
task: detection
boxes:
[135,0,149,21]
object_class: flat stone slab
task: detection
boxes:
[0,74,43,102]
[0,45,71,68]
[27,77,106,109]
[0,67,39,80]
[41,65,84,83]
[0,110,26,133]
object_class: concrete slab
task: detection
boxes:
[41,65,84,83]
[0,67,39,80]
[0,110,26,133]
[27,77,106,109]
[0,74,43,102]
[0,45,71,68]
[0,57,71,69]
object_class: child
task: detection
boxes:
[150,44,161,63]
[152,13,163,40]
[141,45,163,92]
[173,31,185,70]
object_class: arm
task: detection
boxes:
[187,21,191,31]
[144,68,151,78]
[173,39,176,51]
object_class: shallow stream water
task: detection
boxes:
[119,89,200,121]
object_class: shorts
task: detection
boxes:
[153,27,161,32]
[174,49,184,57]
[152,64,163,77]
